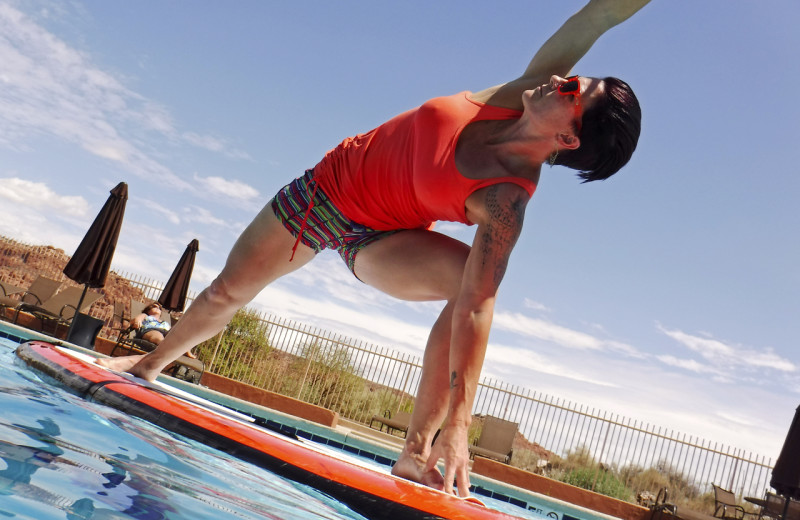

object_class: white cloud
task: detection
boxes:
[0,4,186,187]
[485,343,619,388]
[0,177,88,216]
[139,199,181,225]
[658,324,796,373]
[193,174,260,201]
[493,310,640,356]
[523,298,551,312]
[656,354,725,376]
[715,411,757,429]
[183,206,230,228]
[0,4,246,191]
[183,132,251,160]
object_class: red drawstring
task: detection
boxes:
[290,178,319,261]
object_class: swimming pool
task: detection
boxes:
[0,321,622,520]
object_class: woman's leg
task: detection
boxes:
[98,204,316,380]
[354,229,470,489]
[140,330,165,345]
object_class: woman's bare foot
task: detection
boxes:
[96,354,143,372]
[391,449,445,490]
[95,354,159,381]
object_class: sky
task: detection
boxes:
[0,0,798,463]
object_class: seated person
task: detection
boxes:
[131,303,197,358]
[131,302,170,346]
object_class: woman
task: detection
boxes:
[131,302,170,346]
[100,0,649,496]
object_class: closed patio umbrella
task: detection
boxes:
[63,182,128,337]
[158,238,199,312]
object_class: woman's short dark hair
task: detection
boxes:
[554,76,641,182]
[143,302,162,314]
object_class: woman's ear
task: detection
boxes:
[557,132,580,150]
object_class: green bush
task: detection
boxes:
[560,467,633,501]
[195,308,271,382]
[288,341,364,415]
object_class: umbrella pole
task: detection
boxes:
[66,285,89,341]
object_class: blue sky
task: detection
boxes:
[0,0,798,463]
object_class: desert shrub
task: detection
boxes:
[513,448,544,473]
[546,446,634,501]
[560,466,633,501]
[288,340,364,415]
[195,308,271,383]
[618,460,711,512]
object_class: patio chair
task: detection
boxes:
[713,484,759,520]
[761,494,800,520]
[651,487,720,520]
[66,312,105,350]
[14,286,103,334]
[468,415,518,464]
[369,410,412,437]
[0,276,61,320]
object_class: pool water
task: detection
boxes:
[0,335,368,520]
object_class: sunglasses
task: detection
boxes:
[556,75,583,133]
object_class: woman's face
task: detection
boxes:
[522,75,604,136]
[147,305,162,317]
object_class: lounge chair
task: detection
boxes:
[0,281,25,319]
[0,276,61,320]
[160,309,172,326]
[14,286,102,333]
[468,415,518,464]
[110,299,130,329]
[369,410,412,437]
[651,487,719,520]
[0,281,25,298]
[713,484,759,520]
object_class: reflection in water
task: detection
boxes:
[0,416,177,519]
[0,417,67,507]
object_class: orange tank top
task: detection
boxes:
[314,92,536,230]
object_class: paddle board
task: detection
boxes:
[16,341,529,520]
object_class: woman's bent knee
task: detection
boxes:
[202,276,248,309]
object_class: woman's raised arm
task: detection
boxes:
[474,0,651,108]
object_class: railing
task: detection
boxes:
[0,235,775,502]
[474,378,774,499]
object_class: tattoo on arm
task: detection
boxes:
[450,371,457,389]
[481,186,525,285]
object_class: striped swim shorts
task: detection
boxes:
[271,169,399,277]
